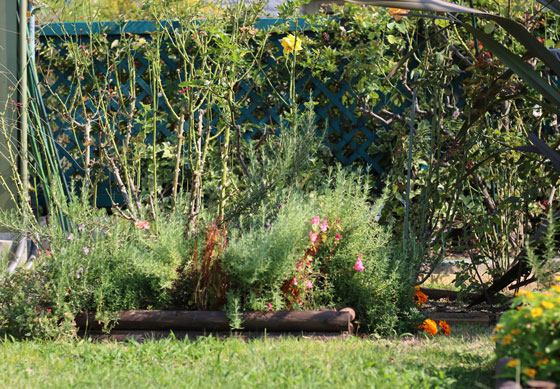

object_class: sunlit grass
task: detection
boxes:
[0,324,495,388]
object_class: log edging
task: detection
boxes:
[75,309,355,334]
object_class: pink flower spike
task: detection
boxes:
[309,231,319,244]
[135,220,150,230]
[320,217,328,232]
[311,216,320,225]
[306,281,313,289]
[354,256,365,272]
[335,233,341,241]
[292,277,298,286]
[267,302,272,311]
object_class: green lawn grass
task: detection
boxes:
[0,325,495,389]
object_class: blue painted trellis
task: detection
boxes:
[37,19,408,207]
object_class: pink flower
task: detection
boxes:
[311,216,320,225]
[267,302,272,311]
[135,220,150,230]
[527,323,532,328]
[320,217,328,232]
[309,231,319,244]
[292,277,298,286]
[335,233,341,241]
[44,249,53,256]
[336,218,341,225]
[296,261,303,270]
[82,247,90,255]
[306,281,313,289]
[354,255,365,272]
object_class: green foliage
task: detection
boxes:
[0,194,195,333]
[224,193,313,305]
[224,167,416,334]
[0,267,75,339]
[494,284,560,384]
[527,210,560,290]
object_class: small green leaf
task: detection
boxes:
[483,21,495,34]
[387,35,398,44]
[435,18,450,28]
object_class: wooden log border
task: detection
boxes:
[75,309,355,334]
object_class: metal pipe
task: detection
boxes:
[19,0,29,210]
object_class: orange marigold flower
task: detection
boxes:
[502,334,513,345]
[419,319,438,336]
[524,368,537,378]
[494,323,505,331]
[535,352,545,358]
[438,320,451,336]
[388,7,409,21]
[414,285,421,292]
[511,329,521,335]
[413,290,429,306]
[506,359,519,368]
[537,358,549,366]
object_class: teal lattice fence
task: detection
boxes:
[37,19,409,207]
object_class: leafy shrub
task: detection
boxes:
[0,196,194,334]
[493,281,560,383]
[0,267,75,339]
[224,167,416,334]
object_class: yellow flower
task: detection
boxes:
[524,368,537,378]
[555,275,560,281]
[494,323,505,331]
[537,358,549,366]
[511,329,521,335]
[491,335,499,342]
[552,285,560,293]
[542,301,555,309]
[281,34,302,56]
[531,307,544,318]
[502,334,513,345]
[506,359,519,368]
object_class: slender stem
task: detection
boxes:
[172,112,185,209]
[404,74,417,248]
[19,0,29,220]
